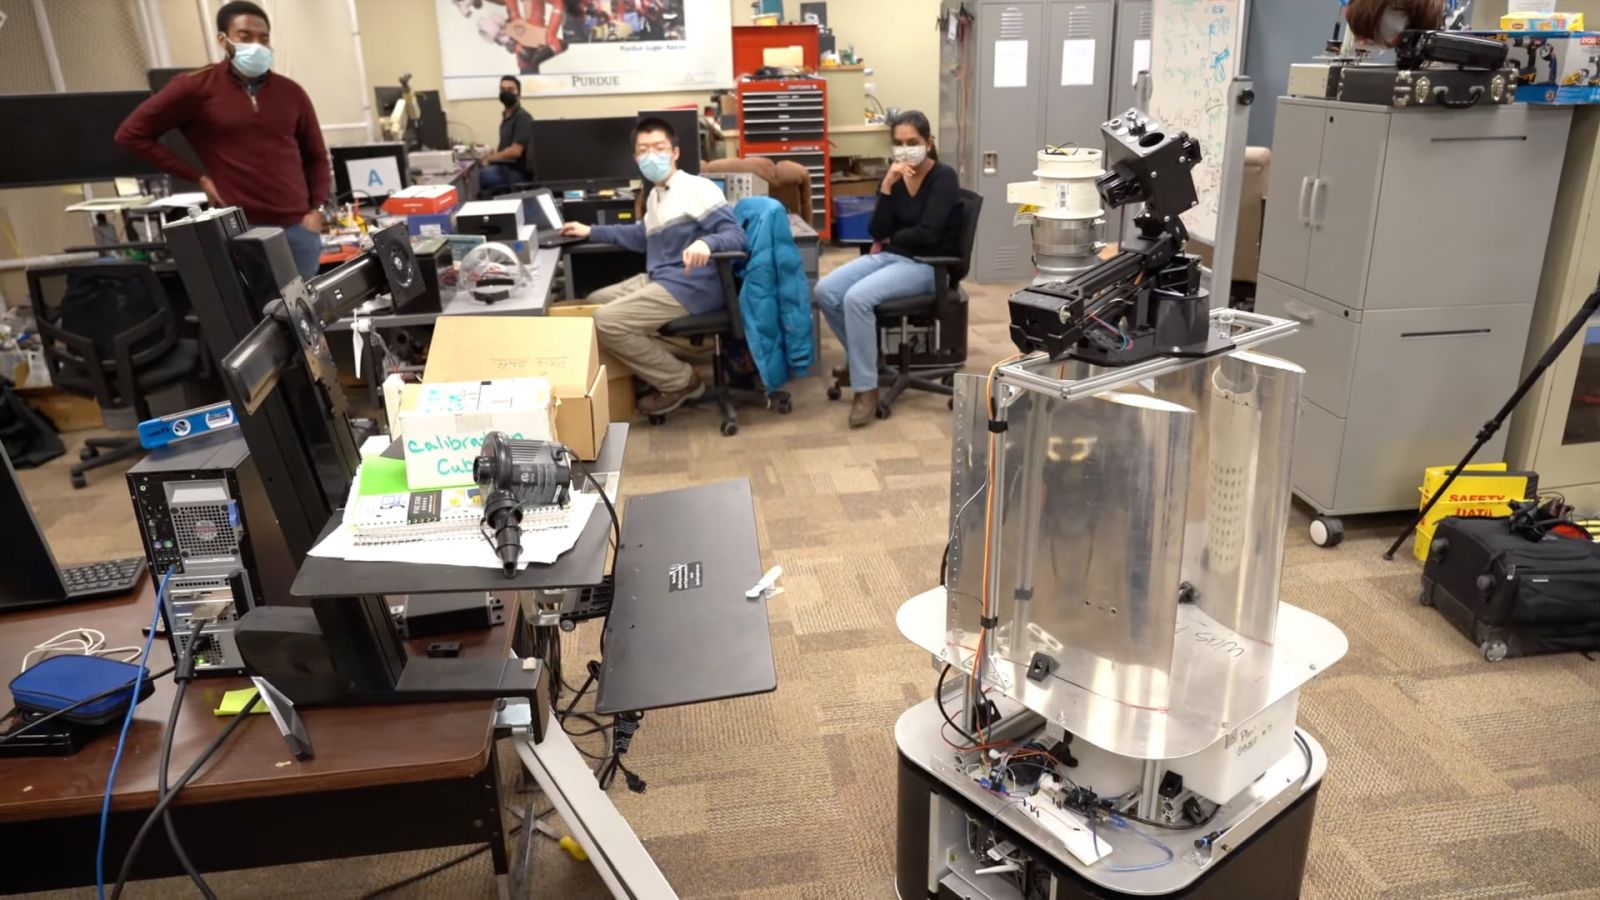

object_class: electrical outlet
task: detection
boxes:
[865,83,876,97]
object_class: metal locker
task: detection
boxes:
[1110,0,1151,116]
[974,2,1045,283]
[1107,0,1152,246]
[1043,1,1114,147]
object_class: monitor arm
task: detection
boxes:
[222,224,422,478]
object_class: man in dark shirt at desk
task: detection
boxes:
[478,75,536,195]
[115,1,329,280]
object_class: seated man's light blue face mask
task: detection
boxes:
[637,152,673,184]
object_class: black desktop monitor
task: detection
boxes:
[0,444,81,612]
[330,142,410,202]
[147,67,196,93]
[375,88,450,153]
[531,117,638,190]
[0,92,167,188]
[532,112,700,190]
[145,68,206,193]
[413,90,450,151]
[374,85,405,120]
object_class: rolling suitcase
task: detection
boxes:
[1419,516,1600,661]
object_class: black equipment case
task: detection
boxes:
[1337,65,1516,108]
[1420,517,1600,661]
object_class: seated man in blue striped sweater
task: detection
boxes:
[561,117,748,416]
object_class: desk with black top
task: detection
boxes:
[293,424,628,599]
[0,426,630,896]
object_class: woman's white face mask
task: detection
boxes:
[892,145,928,167]
[1377,7,1409,45]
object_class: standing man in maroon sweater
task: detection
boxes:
[116,1,330,280]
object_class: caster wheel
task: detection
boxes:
[720,421,738,437]
[774,396,793,415]
[941,374,955,386]
[826,385,842,402]
[1309,516,1345,548]
[71,475,87,489]
[1481,639,1509,663]
[79,447,97,461]
[648,414,666,426]
[875,403,891,420]
[1419,588,1434,607]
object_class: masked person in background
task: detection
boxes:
[813,110,962,428]
[560,117,747,417]
[1344,0,1446,46]
[477,75,536,194]
[116,1,329,280]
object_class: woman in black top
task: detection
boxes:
[815,110,962,427]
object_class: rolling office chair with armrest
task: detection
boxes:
[24,263,200,488]
[655,252,795,436]
[827,190,983,419]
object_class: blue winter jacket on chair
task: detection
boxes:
[734,197,814,390]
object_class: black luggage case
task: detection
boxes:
[1420,517,1600,661]
[1337,65,1516,108]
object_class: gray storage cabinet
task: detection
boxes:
[1256,97,1571,525]
[942,0,1149,282]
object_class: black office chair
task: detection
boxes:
[826,190,983,419]
[654,252,795,436]
[24,263,201,488]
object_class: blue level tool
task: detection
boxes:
[138,401,238,450]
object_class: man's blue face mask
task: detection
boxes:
[229,40,272,79]
[637,151,673,184]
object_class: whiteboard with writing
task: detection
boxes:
[1148,0,1248,245]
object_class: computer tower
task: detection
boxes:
[126,430,294,676]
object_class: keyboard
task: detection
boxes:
[61,557,148,601]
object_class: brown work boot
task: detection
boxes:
[848,389,880,428]
[638,377,706,417]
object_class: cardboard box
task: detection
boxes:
[397,377,556,489]
[1471,31,1600,103]
[1502,12,1584,31]
[547,303,639,423]
[383,184,459,216]
[424,317,609,459]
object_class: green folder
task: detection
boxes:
[357,455,412,496]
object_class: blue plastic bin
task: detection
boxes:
[833,196,877,242]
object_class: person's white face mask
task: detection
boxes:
[892,145,928,167]
[1377,8,1409,45]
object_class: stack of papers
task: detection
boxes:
[308,454,598,570]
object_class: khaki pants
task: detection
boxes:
[589,274,696,392]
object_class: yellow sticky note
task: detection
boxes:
[214,688,269,716]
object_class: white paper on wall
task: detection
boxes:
[994,39,1029,88]
[1062,39,1096,87]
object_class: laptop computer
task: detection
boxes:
[0,444,146,613]
[526,188,589,249]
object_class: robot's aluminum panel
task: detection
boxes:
[902,587,1347,760]
[942,343,1324,760]
[948,379,1197,713]
[1154,350,1304,643]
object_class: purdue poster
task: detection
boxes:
[436,1,734,100]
